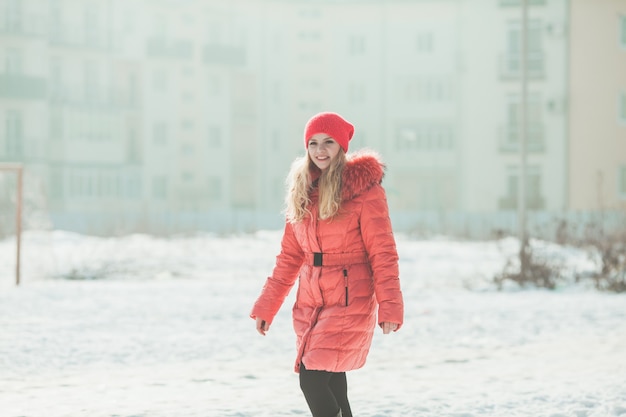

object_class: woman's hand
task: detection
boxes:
[256,317,270,336]
[381,322,399,334]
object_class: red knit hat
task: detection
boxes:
[304,112,354,153]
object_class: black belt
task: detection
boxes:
[305,251,369,267]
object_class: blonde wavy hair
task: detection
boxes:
[284,150,347,223]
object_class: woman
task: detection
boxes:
[251,112,404,417]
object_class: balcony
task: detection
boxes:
[499,51,545,80]
[0,136,45,162]
[499,0,546,6]
[498,195,545,210]
[0,14,46,37]
[203,44,246,66]
[0,74,46,100]
[498,124,545,153]
[146,38,193,60]
[48,84,139,110]
[49,25,112,51]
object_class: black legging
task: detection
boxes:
[299,363,353,417]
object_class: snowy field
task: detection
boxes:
[1,230,625,417]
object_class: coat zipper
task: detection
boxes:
[343,269,349,306]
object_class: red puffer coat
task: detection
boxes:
[251,151,404,373]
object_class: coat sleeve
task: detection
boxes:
[250,220,305,325]
[360,184,404,329]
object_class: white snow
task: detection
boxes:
[1,230,625,417]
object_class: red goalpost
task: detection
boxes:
[0,163,23,286]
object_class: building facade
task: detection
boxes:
[568,0,626,212]
[0,0,623,236]
[459,0,569,214]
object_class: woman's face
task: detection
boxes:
[307,133,341,171]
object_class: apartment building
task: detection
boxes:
[568,0,626,211]
[1,0,623,235]
[459,0,569,213]
[0,0,48,203]
[259,0,569,216]
[0,0,142,231]
[138,0,261,230]
[381,1,462,212]
[47,0,144,231]
[257,0,463,214]
[1,0,263,233]
[256,2,355,214]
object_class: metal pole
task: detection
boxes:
[519,0,529,277]
[16,166,23,286]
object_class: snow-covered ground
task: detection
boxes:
[0,230,625,417]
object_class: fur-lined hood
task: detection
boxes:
[341,150,386,201]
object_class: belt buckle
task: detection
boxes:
[313,252,323,267]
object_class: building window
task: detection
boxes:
[398,76,453,103]
[619,166,626,198]
[5,110,23,157]
[298,8,321,18]
[502,20,544,79]
[396,124,455,151]
[208,176,221,200]
[50,58,64,100]
[84,61,99,102]
[499,166,545,210]
[181,143,194,155]
[50,169,64,199]
[152,14,168,39]
[153,69,168,91]
[416,32,433,53]
[182,66,194,77]
[128,127,140,162]
[126,176,141,199]
[100,174,111,196]
[499,0,546,5]
[298,101,321,112]
[84,5,100,46]
[69,173,78,196]
[206,19,221,44]
[152,176,167,199]
[208,75,220,96]
[271,81,281,104]
[123,12,135,34]
[129,73,138,106]
[348,35,365,56]
[348,83,366,104]
[182,91,194,102]
[49,0,62,40]
[5,48,22,74]
[50,109,63,141]
[70,171,94,197]
[621,15,626,48]
[298,31,321,41]
[5,0,21,32]
[153,122,168,145]
[208,126,221,148]
[500,93,545,152]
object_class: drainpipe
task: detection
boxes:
[519,0,529,276]
[564,0,571,213]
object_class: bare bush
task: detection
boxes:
[580,223,626,293]
[494,242,564,290]
[548,219,626,293]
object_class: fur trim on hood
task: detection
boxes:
[342,150,386,201]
